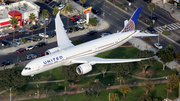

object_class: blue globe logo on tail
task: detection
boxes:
[122,6,142,33]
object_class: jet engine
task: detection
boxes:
[45,47,60,55]
[76,63,92,75]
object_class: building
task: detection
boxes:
[0,0,40,31]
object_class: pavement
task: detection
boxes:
[152,0,180,22]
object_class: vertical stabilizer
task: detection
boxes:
[121,6,142,33]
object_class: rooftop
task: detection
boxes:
[0,0,39,21]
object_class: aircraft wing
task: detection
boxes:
[55,12,74,50]
[133,32,158,37]
[71,56,150,64]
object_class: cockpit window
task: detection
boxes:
[24,67,31,70]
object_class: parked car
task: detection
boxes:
[72,18,80,22]
[16,48,26,53]
[58,4,65,10]
[26,45,34,50]
[1,60,13,66]
[35,42,46,48]
[76,19,86,24]
[40,21,48,26]
[39,33,49,38]
[2,39,12,46]
[101,33,111,37]
[52,2,61,8]
[69,26,80,31]
[0,33,9,37]
[26,54,37,60]
[18,28,28,32]
[144,0,151,3]
[149,16,157,21]
[87,30,98,35]
[30,25,39,30]
[80,3,90,8]
[13,39,21,45]
[92,8,101,15]
[147,26,157,33]
[46,31,56,37]
[127,0,135,2]
[76,24,85,30]
[70,15,80,20]
[154,43,163,49]
[39,52,45,57]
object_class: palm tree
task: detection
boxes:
[148,3,156,19]
[58,80,70,93]
[41,9,49,41]
[79,0,86,14]
[116,76,125,86]
[53,6,60,16]
[29,13,36,42]
[118,85,131,98]
[10,17,18,47]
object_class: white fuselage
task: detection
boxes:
[21,30,138,76]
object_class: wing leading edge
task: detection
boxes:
[71,57,151,64]
[55,12,74,50]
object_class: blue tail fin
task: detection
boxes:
[121,6,142,33]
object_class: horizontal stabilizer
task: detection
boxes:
[72,57,151,64]
[133,32,158,37]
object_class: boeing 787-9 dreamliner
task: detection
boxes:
[21,6,157,76]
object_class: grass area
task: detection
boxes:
[162,31,170,35]
[28,66,64,82]
[96,47,140,59]
[23,83,178,101]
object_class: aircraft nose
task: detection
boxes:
[21,70,25,76]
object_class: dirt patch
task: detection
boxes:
[133,69,157,78]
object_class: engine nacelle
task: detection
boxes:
[76,63,92,75]
[45,47,60,55]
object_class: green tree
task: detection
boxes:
[29,13,36,42]
[147,3,156,19]
[91,82,106,98]
[166,44,174,52]
[42,9,49,40]
[156,48,174,70]
[61,93,69,101]
[174,52,180,62]
[116,76,125,85]
[85,89,93,101]
[72,39,84,45]
[139,80,155,95]
[96,64,108,78]
[107,93,119,101]
[0,69,27,92]
[111,63,133,77]
[118,85,131,98]
[89,17,98,26]
[79,0,86,14]
[64,3,73,13]
[61,64,84,83]
[10,16,18,47]
[34,84,40,99]
[47,89,56,101]
[53,6,60,16]
[58,80,70,92]
[42,9,49,20]
[167,74,180,92]
[29,13,36,24]
[136,50,155,74]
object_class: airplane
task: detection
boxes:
[21,6,157,76]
